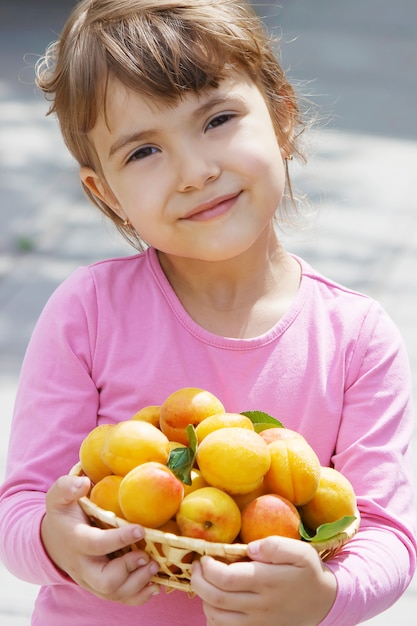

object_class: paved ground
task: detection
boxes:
[0,1,416,624]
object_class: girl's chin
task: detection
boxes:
[168,242,265,264]
[156,221,275,263]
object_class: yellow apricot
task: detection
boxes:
[79,424,114,484]
[183,469,209,497]
[259,427,304,445]
[102,420,170,476]
[197,427,271,495]
[130,405,161,428]
[263,434,321,506]
[298,466,357,531]
[90,475,124,518]
[232,481,267,511]
[176,486,241,543]
[195,412,254,443]
[168,441,187,453]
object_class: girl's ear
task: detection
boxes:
[80,167,124,219]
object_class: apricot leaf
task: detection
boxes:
[300,516,357,543]
[167,425,198,485]
[241,410,284,433]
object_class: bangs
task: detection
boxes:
[55,1,265,137]
[100,12,232,99]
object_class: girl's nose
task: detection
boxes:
[176,147,221,192]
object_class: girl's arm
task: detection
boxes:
[0,269,159,600]
[192,303,417,625]
[321,303,416,624]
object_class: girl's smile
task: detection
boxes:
[81,71,287,263]
[180,191,242,222]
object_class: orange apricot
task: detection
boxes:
[90,475,124,518]
[241,494,301,542]
[119,462,184,528]
[160,387,225,445]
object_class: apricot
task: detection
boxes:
[232,481,267,511]
[182,468,209,497]
[130,405,161,428]
[195,412,254,443]
[176,486,241,543]
[168,441,187,453]
[90,475,124,518]
[160,387,225,445]
[259,426,304,445]
[119,462,184,528]
[79,423,114,484]
[241,494,301,542]
[197,427,271,495]
[263,433,321,505]
[158,519,181,535]
[298,466,357,531]
[102,420,170,476]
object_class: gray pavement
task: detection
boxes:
[1,1,416,624]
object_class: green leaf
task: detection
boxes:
[241,410,284,432]
[300,516,357,543]
[186,424,198,456]
[167,425,198,485]
[167,447,194,485]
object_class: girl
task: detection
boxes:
[0,1,415,624]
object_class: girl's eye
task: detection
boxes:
[206,113,235,130]
[127,146,159,163]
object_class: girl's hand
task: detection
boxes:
[40,475,160,604]
[191,535,337,626]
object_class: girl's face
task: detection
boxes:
[82,71,289,262]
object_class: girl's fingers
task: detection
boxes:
[46,475,91,508]
[78,522,145,557]
[247,536,317,567]
[45,476,147,558]
[85,550,161,602]
[42,475,162,604]
[192,559,258,618]
[193,556,259,594]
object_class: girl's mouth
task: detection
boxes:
[182,192,241,222]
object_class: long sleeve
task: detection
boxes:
[0,249,415,624]
[317,302,416,624]
[0,259,207,625]
[0,269,100,585]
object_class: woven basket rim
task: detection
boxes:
[78,493,249,558]
[70,462,360,556]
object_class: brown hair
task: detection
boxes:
[36,0,308,249]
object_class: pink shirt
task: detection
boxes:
[1,247,415,625]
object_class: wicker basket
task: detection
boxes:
[70,463,360,595]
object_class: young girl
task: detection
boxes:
[0,1,415,624]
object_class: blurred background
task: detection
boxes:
[1,1,416,624]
